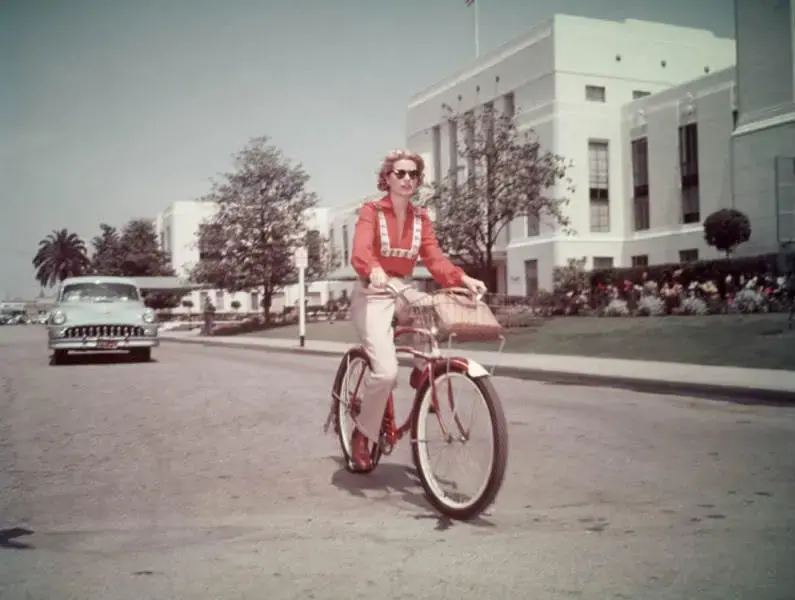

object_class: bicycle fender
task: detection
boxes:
[466,359,490,379]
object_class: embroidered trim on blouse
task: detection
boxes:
[375,205,421,260]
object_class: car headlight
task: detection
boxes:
[51,310,66,325]
[142,309,156,324]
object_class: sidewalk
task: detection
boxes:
[159,330,795,403]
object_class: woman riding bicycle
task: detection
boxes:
[348,149,487,471]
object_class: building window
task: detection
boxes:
[678,122,700,223]
[732,109,739,129]
[679,249,699,263]
[464,110,476,179]
[341,224,350,264]
[593,256,614,270]
[215,290,225,311]
[327,226,335,260]
[524,260,538,295]
[198,223,221,261]
[631,137,650,231]
[633,90,651,99]
[631,255,649,267]
[199,291,209,308]
[431,125,442,184]
[585,85,606,102]
[588,140,610,233]
[163,226,171,254]
[448,118,458,178]
[526,211,540,237]
[504,92,515,119]
[250,292,260,312]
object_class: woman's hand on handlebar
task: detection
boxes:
[461,275,487,297]
[368,266,388,289]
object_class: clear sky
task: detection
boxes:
[0,0,734,299]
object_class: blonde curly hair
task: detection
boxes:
[376,149,425,192]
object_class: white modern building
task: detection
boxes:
[404,10,795,295]
[154,200,343,314]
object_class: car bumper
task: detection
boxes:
[48,327,159,351]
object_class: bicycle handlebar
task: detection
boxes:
[366,279,487,305]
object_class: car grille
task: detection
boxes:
[63,325,146,338]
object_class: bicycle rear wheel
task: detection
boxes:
[331,348,382,473]
[410,366,508,521]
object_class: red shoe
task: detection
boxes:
[350,429,372,471]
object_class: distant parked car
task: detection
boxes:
[47,275,159,365]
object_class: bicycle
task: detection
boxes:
[323,281,509,521]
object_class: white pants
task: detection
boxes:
[349,277,429,442]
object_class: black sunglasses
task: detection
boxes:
[392,169,420,181]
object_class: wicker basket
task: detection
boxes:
[408,287,503,342]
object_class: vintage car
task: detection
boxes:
[47,275,159,365]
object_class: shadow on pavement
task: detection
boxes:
[328,457,496,531]
[538,376,795,407]
[49,353,158,367]
[0,527,35,550]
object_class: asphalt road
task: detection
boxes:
[1,326,794,600]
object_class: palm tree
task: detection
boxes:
[32,229,90,288]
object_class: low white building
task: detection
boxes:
[154,200,342,314]
[405,13,746,294]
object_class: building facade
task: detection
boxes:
[154,200,342,314]
[406,14,738,294]
[730,0,795,257]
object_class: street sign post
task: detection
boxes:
[294,247,308,347]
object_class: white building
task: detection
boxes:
[730,0,795,258]
[406,14,742,294]
[154,200,342,314]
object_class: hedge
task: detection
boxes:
[589,252,792,292]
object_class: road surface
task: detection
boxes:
[1,326,794,599]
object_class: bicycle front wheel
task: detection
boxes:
[410,368,509,521]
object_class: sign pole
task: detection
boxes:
[294,247,308,348]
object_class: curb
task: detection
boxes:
[161,336,795,405]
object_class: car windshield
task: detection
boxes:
[60,282,140,303]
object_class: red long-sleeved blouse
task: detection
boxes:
[350,195,464,288]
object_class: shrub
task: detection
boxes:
[636,295,665,317]
[603,299,629,317]
[212,317,272,336]
[589,252,781,292]
[703,208,751,256]
[681,296,709,316]
[732,288,763,313]
[496,306,539,328]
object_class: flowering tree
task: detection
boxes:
[425,104,574,285]
[189,136,332,319]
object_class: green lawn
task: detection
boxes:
[242,313,795,371]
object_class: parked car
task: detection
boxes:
[47,275,159,365]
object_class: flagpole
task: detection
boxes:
[473,0,480,58]
[465,0,480,59]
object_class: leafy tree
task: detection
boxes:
[89,223,124,275]
[32,229,90,288]
[703,208,751,256]
[425,104,574,286]
[189,136,322,320]
[114,218,179,310]
[118,218,175,277]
